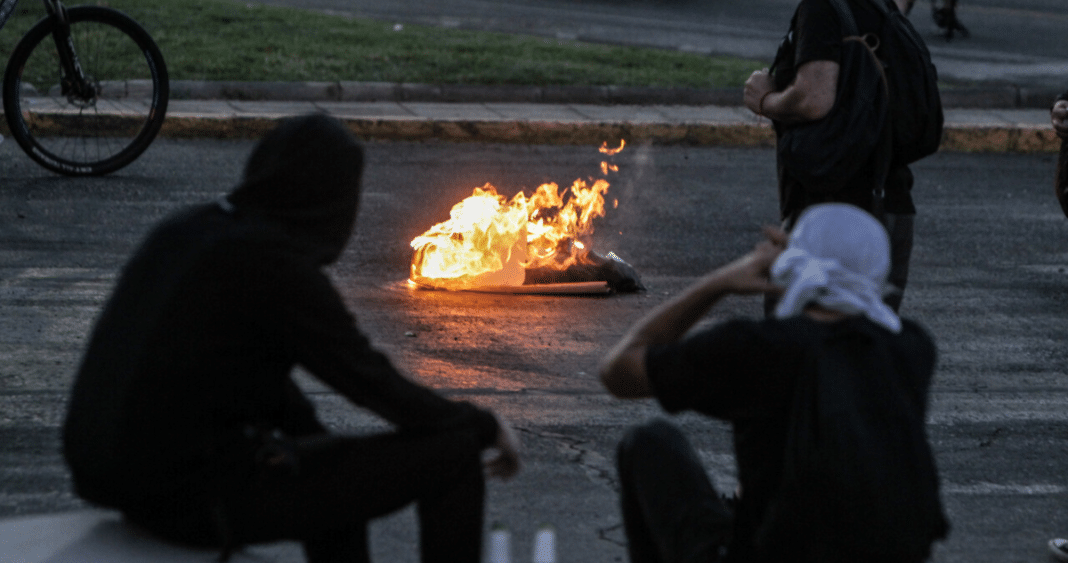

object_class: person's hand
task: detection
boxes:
[744,69,774,116]
[483,414,521,480]
[1053,100,1068,138]
[711,225,787,295]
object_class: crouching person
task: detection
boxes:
[599,203,948,563]
[63,114,520,563]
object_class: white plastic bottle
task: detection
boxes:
[488,523,512,563]
[532,524,556,563]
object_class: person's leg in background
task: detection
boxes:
[932,0,969,39]
[881,213,914,313]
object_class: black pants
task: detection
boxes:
[615,419,733,563]
[880,213,914,312]
[128,428,486,563]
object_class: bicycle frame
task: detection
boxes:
[1,0,74,29]
[0,1,15,31]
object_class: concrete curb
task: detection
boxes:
[170,81,746,107]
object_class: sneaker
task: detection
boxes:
[1050,538,1068,562]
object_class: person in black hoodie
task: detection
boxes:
[63,114,520,563]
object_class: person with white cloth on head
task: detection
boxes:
[599,202,947,563]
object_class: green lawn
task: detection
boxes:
[0,0,766,87]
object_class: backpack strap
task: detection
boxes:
[856,0,898,217]
[827,0,893,218]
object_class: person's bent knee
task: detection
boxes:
[622,417,682,446]
[617,418,685,467]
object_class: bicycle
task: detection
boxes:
[1,0,168,176]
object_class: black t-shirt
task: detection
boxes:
[645,314,936,561]
[770,0,916,220]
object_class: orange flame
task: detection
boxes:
[600,139,625,155]
[410,142,625,291]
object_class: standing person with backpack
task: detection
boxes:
[1047,93,1068,563]
[599,202,949,563]
[1051,91,1068,217]
[743,0,943,312]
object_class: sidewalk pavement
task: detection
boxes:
[159,81,1062,153]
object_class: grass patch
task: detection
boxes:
[0,0,765,87]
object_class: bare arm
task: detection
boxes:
[1052,99,1068,139]
[598,227,787,399]
[744,60,839,124]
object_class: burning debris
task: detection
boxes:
[409,141,643,294]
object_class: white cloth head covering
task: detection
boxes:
[770,203,901,333]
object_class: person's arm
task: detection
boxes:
[1052,97,1068,139]
[259,251,521,477]
[744,60,839,124]
[599,227,787,399]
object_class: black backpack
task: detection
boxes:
[756,320,949,562]
[864,0,944,164]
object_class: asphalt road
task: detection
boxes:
[248,0,1068,89]
[1,137,1067,562]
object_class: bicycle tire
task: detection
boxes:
[2,6,169,176]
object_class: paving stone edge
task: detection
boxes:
[170,80,1064,110]
[156,81,1064,152]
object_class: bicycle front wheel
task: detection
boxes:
[3,6,169,176]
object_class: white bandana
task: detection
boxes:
[770,203,901,333]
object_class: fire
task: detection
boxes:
[410,140,625,291]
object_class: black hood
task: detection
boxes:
[227,114,365,264]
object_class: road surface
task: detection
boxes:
[1,137,1066,562]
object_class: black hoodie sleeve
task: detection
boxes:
[248,245,498,447]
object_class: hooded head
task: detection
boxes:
[226,114,365,264]
[770,203,901,332]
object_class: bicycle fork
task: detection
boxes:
[47,1,96,103]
